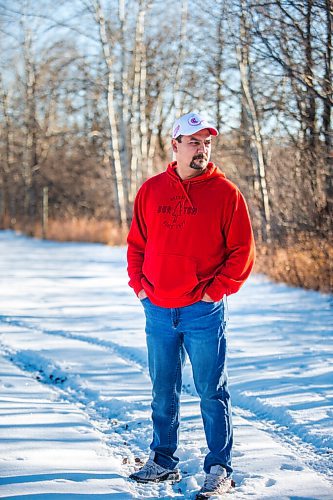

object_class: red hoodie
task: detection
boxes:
[127,161,255,308]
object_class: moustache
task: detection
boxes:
[192,153,208,161]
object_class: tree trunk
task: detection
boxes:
[164,0,188,118]
[93,0,128,228]
[303,0,320,201]
[0,78,12,226]
[139,20,148,182]
[23,27,38,221]
[323,0,333,212]
[129,2,144,201]
[118,0,130,216]
[147,92,163,177]
[215,1,224,130]
[238,1,271,241]
[129,0,151,200]
[42,186,48,239]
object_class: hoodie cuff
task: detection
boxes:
[129,278,144,296]
[205,282,227,302]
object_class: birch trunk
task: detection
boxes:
[215,1,224,130]
[147,92,163,177]
[304,0,320,201]
[93,0,128,228]
[323,0,333,210]
[165,0,188,117]
[23,27,38,220]
[238,1,271,241]
[118,0,130,214]
[139,26,148,182]
[0,78,12,224]
[129,0,148,201]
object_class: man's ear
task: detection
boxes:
[171,139,178,153]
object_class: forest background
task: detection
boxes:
[0,0,332,292]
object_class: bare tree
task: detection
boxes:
[129,0,148,201]
[92,0,128,228]
[232,0,271,241]
[322,0,333,215]
[249,1,331,198]
[0,77,13,224]
[22,23,38,220]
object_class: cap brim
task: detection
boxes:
[207,127,218,136]
[188,125,219,137]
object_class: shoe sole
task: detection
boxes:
[129,470,181,484]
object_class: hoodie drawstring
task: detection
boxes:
[177,178,193,208]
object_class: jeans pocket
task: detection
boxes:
[199,299,222,305]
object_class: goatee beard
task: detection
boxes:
[190,153,208,170]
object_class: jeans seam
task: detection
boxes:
[167,337,181,453]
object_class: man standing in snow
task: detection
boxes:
[127,111,255,498]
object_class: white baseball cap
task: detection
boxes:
[172,112,219,139]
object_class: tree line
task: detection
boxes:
[0,0,332,288]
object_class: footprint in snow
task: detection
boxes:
[280,463,304,471]
[233,450,245,458]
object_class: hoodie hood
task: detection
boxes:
[166,161,225,207]
[166,161,225,184]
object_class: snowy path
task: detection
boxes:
[0,231,332,499]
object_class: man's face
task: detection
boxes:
[172,129,212,172]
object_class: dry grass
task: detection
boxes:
[6,217,128,246]
[255,234,333,293]
[45,218,128,245]
[3,216,332,293]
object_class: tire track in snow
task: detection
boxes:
[0,358,188,498]
[2,316,237,497]
[1,314,332,486]
[0,322,183,496]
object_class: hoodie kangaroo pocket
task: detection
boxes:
[143,253,199,298]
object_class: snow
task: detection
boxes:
[0,230,332,499]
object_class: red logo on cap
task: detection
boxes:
[188,116,203,126]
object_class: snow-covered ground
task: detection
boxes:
[0,230,332,499]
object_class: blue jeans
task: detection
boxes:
[142,297,233,475]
